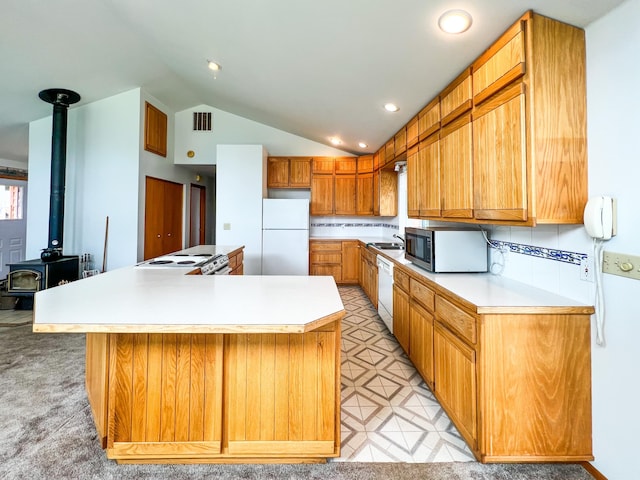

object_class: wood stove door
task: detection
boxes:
[7,269,42,293]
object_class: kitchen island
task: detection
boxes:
[32,246,345,464]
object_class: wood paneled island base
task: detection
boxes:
[86,317,342,464]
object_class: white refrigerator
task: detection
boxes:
[262,199,309,275]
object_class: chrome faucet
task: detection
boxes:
[392,234,405,245]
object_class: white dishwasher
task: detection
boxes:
[376,255,394,333]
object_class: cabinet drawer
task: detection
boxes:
[436,296,476,344]
[394,268,410,292]
[410,279,435,312]
[472,19,526,105]
[310,252,342,264]
[310,264,341,281]
[310,241,342,252]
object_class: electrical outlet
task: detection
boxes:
[580,255,594,282]
[602,251,640,280]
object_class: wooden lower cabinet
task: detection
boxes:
[86,321,341,463]
[309,240,359,285]
[434,322,477,450]
[359,244,378,308]
[392,263,593,463]
[228,248,244,275]
[392,284,410,354]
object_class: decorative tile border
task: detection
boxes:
[488,240,587,265]
[311,222,399,230]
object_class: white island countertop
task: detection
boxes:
[33,247,345,334]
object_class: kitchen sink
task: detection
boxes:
[369,242,404,250]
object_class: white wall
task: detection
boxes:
[137,92,214,260]
[174,105,352,166]
[215,145,267,274]
[0,158,28,169]
[483,2,640,477]
[27,89,141,269]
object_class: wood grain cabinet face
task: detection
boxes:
[439,114,473,219]
[341,241,360,284]
[410,301,434,389]
[356,172,373,216]
[419,134,441,218]
[289,158,312,187]
[473,84,528,222]
[418,98,440,141]
[144,102,167,157]
[406,145,420,218]
[393,284,410,355]
[267,158,290,188]
[334,176,356,215]
[434,323,477,449]
[310,175,334,216]
[440,69,473,127]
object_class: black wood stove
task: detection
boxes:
[7,88,81,309]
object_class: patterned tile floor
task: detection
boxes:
[333,285,475,463]
[0,287,475,463]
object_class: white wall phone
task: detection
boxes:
[583,195,617,347]
[583,196,617,239]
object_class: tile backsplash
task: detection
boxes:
[310,217,398,238]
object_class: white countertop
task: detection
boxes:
[33,246,345,334]
[356,240,593,314]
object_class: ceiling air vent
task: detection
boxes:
[193,112,212,131]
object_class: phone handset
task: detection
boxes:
[583,196,616,347]
[583,196,616,239]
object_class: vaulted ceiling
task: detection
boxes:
[0,0,627,162]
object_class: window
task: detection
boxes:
[0,184,24,220]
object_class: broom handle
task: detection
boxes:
[102,216,109,273]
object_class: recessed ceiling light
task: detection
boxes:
[329,137,342,146]
[384,103,399,112]
[358,142,368,149]
[207,61,222,71]
[438,10,473,34]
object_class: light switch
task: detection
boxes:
[602,251,640,281]
[223,223,231,231]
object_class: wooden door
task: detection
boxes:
[289,158,312,187]
[163,181,184,254]
[393,285,410,355]
[419,134,441,217]
[440,114,473,219]
[310,175,334,215]
[267,158,290,187]
[473,83,528,221]
[334,176,356,215]
[356,172,373,215]
[410,302,434,388]
[372,169,380,216]
[341,241,359,284]
[144,177,183,260]
[434,323,477,449]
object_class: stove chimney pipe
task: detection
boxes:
[38,88,81,262]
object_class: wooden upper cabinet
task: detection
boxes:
[440,114,473,219]
[267,157,290,188]
[267,157,311,188]
[440,68,472,127]
[335,157,357,175]
[144,102,167,157]
[289,158,312,187]
[472,16,526,105]
[357,155,373,174]
[312,157,335,174]
[357,172,374,216]
[373,150,381,170]
[419,134,441,218]
[334,175,356,215]
[473,83,527,221]
[418,97,440,141]
[310,175,334,216]
[394,127,407,157]
[384,139,395,164]
[378,170,398,217]
[406,145,420,218]
[406,116,419,148]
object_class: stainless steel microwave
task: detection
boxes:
[404,227,488,273]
